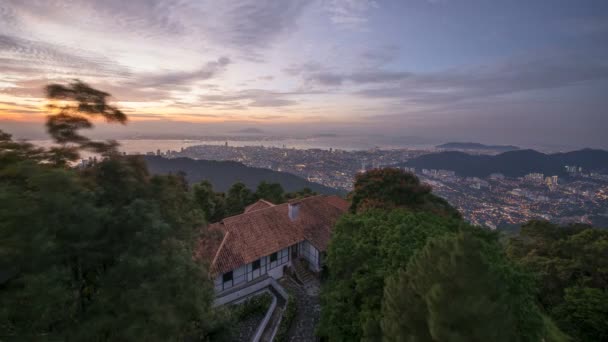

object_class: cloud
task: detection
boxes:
[1,0,187,39]
[135,57,231,87]
[360,45,400,65]
[325,0,378,30]
[0,35,128,78]
[304,70,411,86]
[199,89,299,108]
[205,1,310,56]
[357,53,608,104]
[249,115,286,120]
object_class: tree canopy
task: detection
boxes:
[507,220,608,341]
[318,209,464,340]
[0,81,230,341]
[382,229,545,342]
[349,168,461,218]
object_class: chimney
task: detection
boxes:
[288,202,300,221]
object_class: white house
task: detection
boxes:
[197,195,349,294]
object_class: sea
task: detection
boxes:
[29,135,437,155]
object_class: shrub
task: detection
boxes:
[231,292,273,320]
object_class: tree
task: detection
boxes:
[382,229,545,342]
[0,81,229,340]
[44,80,127,164]
[349,168,460,218]
[254,181,285,204]
[193,180,220,222]
[318,210,463,341]
[225,182,254,216]
[284,187,317,200]
[552,287,608,342]
[506,220,608,341]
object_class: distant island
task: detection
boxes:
[436,142,520,152]
[402,148,608,177]
[145,156,342,194]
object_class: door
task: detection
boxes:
[290,244,298,260]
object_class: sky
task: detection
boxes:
[1,0,608,149]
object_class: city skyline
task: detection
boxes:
[1,0,608,148]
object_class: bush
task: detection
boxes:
[231,292,273,320]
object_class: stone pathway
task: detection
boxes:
[279,275,321,342]
[293,260,321,296]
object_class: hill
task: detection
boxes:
[402,149,608,177]
[144,156,341,194]
[436,142,520,152]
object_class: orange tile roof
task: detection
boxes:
[198,195,348,275]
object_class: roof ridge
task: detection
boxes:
[223,195,327,222]
[210,230,230,269]
[258,199,276,206]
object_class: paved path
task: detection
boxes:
[279,275,321,342]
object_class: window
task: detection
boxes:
[252,259,261,270]
[270,252,278,262]
[222,271,233,284]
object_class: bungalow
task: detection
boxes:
[197,195,349,294]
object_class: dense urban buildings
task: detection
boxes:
[147,144,608,229]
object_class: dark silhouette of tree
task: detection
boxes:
[254,181,285,204]
[350,168,460,218]
[284,187,317,200]
[44,80,126,164]
[225,181,254,216]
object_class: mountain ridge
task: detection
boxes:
[436,142,520,152]
[144,156,342,194]
[401,148,608,177]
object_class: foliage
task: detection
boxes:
[231,292,273,320]
[0,81,228,341]
[275,294,297,342]
[193,180,226,222]
[349,168,461,218]
[284,187,317,200]
[195,180,318,221]
[506,220,608,341]
[254,181,285,204]
[381,229,545,342]
[318,209,463,341]
[552,287,608,341]
[225,181,255,216]
[45,80,126,163]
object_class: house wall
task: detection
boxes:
[298,240,321,272]
[214,247,290,293]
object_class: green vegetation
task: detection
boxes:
[318,209,465,340]
[349,168,460,218]
[230,292,273,320]
[275,294,297,342]
[192,179,317,222]
[0,81,229,341]
[319,168,572,341]
[507,220,608,341]
[382,230,544,342]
